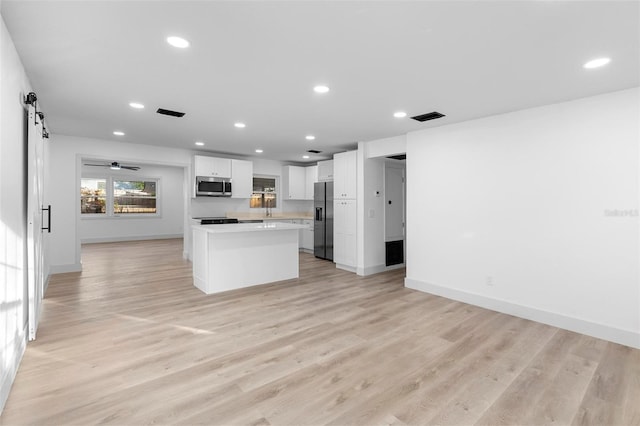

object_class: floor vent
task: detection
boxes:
[411,111,445,122]
[156,108,185,117]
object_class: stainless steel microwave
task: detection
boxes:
[195,176,232,197]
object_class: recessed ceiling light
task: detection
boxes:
[393,111,407,118]
[234,122,246,128]
[129,102,144,109]
[305,135,315,141]
[195,141,204,146]
[583,57,611,69]
[113,131,125,136]
[302,155,310,159]
[167,36,189,48]
[255,149,263,153]
[313,85,330,94]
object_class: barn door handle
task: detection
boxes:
[42,205,51,233]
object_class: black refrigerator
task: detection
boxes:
[314,181,334,260]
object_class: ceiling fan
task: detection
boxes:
[84,161,140,171]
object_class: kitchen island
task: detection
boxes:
[192,222,308,295]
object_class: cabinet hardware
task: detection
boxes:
[41,205,51,233]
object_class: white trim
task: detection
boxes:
[43,272,50,294]
[405,277,640,349]
[357,263,404,276]
[81,234,183,244]
[0,323,27,413]
[336,263,357,273]
[50,263,82,274]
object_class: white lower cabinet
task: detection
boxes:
[291,219,314,251]
[333,199,356,268]
[301,219,313,251]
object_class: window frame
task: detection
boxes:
[80,174,161,219]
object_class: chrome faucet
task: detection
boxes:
[265,198,272,217]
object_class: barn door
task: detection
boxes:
[26,101,47,341]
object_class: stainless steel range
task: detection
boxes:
[194,217,239,225]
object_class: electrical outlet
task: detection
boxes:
[486,276,493,286]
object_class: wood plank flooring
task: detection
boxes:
[1,238,638,425]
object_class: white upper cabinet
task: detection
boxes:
[231,159,253,198]
[333,150,357,199]
[194,155,231,178]
[281,166,306,200]
[317,160,334,181]
[305,165,318,200]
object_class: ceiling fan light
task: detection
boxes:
[110,162,121,170]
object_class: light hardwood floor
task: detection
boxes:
[1,238,638,425]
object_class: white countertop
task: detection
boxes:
[192,222,308,234]
[226,214,313,221]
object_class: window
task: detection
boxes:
[81,177,159,217]
[81,178,107,214]
[113,180,157,214]
[250,176,277,208]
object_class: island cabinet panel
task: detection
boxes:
[194,155,231,178]
[192,223,306,294]
[282,166,306,200]
[231,159,253,198]
[333,199,356,269]
[333,150,357,199]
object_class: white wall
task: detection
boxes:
[356,144,385,275]
[79,163,184,243]
[48,135,193,272]
[405,88,640,348]
[364,134,406,159]
[0,14,30,412]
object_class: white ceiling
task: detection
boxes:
[2,1,638,163]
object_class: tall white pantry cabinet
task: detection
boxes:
[333,150,357,270]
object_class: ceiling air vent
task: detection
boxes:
[307,149,322,154]
[411,111,445,122]
[156,108,185,118]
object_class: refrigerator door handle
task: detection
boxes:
[316,207,323,221]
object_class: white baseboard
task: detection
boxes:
[0,323,27,414]
[357,263,405,277]
[81,234,183,244]
[405,277,640,350]
[50,262,82,274]
[336,263,357,273]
